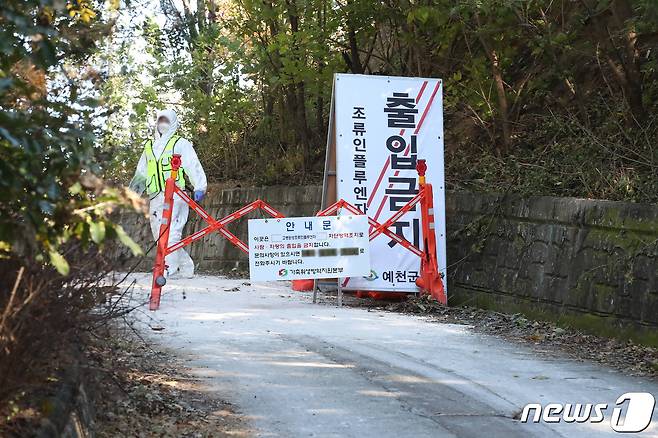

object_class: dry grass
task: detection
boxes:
[0,247,135,434]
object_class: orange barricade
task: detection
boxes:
[314,159,445,304]
[148,156,445,310]
[149,154,285,310]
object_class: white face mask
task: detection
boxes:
[157,121,171,134]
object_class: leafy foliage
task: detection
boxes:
[105,0,657,201]
[0,1,150,418]
[0,0,144,273]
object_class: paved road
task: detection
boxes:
[131,274,658,437]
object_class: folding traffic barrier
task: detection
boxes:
[315,160,445,304]
[148,155,445,310]
[148,154,285,310]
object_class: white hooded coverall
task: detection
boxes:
[130,109,207,277]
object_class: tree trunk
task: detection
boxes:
[475,14,512,153]
[346,26,363,74]
[315,1,326,135]
[285,0,311,173]
[610,0,645,122]
[584,0,645,123]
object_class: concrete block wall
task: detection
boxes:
[114,185,323,272]
[446,191,658,344]
[188,186,323,272]
[115,185,658,343]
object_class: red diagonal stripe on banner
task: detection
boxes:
[344,80,440,288]
[414,80,440,135]
[417,80,428,105]
[370,80,441,226]
[366,81,428,209]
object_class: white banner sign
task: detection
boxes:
[248,216,371,281]
[334,73,446,292]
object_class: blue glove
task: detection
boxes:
[193,190,205,202]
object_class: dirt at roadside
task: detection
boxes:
[89,325,252,437]
[314,291,658,379]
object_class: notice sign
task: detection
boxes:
[248,216,371,281]
[332,73,446,292]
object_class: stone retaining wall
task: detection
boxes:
[36,359,94,438]
[115,185,323,272]
[446,191,658,345]
[116,185,658,344]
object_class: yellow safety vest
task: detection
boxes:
[144,135,186,196]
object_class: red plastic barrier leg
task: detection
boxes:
[149,156,180,311]
[292,279,314,292]
[415,161,446,304]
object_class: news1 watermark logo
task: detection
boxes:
[520,392,656,433]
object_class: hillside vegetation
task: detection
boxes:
[0,1,656,430]
[103,0,658,202]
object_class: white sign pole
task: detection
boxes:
[334,73,446,293]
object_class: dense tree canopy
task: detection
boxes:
[101,0,658,203]
[0,0,142,273]
[3,1,654,427]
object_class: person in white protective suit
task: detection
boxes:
[129,109,207,278]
